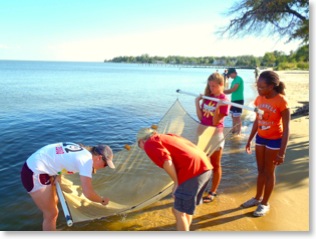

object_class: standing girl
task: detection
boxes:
[224,68,244,135]
[195,72,230,202]
[242,70,290,217]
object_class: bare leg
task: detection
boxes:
[231,116,237,134]
[232,116,241,134]
[261,148,278,205]
[254,145,266,200]
[186,213,192,227]
[30,185,59,231]
[236,116,242,134]
[210,148,223,194]
[172,208,191,231]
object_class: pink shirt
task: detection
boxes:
[201,93,230,127]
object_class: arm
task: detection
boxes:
[224,84,239,94]
[245,117,259,154]
[274,108,291,165]
[195,95,203,121]
[212,102,227,126]
[80,175,109,205]
[162,160,178,196]
[163,160,178,183]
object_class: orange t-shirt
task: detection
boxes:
[255,94,288,139]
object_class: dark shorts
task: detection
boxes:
[20,162,51,193]
[230,100,244,117]
[174,170,212,215]
[255,134,282,150]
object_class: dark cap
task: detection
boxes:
[227,68,237,75]
[95,145,115,169]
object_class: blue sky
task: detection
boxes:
[0,0,305,62]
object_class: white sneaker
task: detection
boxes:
[241,197,261,208]
[253,204,270,217]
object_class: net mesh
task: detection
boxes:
[60,99,232,223]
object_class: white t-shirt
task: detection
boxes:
[26,142,93,178]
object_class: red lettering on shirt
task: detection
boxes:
[55,146,64,154]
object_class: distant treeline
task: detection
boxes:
[105,44,309,70]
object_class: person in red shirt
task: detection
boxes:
[242,70,290,217]
[137,128,213,231]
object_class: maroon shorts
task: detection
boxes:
[20,162,51,193]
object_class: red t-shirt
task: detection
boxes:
[255,94,289,139]
[144,133,212,186]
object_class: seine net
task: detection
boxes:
[60,99,232,223]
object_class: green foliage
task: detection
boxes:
[275,62,297,70]
[275,61,309,70]
[295,44,309,62]
[219,0,309,44]
[296,61,309,70]
[106,44,309,71]
[262,52,277,67]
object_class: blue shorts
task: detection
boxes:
[174,170,212,215]
[230,100,244,117]
[255,134,282,150]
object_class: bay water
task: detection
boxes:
[0,61,258,231]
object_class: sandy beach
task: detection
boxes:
[110,70,310,233]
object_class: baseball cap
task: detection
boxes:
[95,145,115,169]
[227,68,237,75]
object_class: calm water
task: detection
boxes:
[0,61,257,231]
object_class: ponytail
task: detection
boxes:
[275,81,286,95]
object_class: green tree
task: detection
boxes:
[219,0,309,44]
[294,44,309,62]
[261,52,277,67]
[235,55,258,67]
